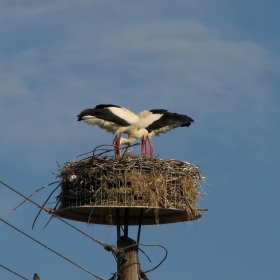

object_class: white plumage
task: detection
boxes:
[77,104,194,156]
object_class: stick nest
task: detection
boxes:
[58,155,203,219]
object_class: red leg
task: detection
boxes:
[113,136,118,156]
[145,140,149,156]
[141,137,150,157]
[113,133,122,157]
[148,138,154,156]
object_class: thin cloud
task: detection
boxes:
[0,3,279,174]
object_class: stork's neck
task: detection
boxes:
[128,128,149,139]
[120,137,137,145]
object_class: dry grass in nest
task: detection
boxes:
[58,155,203,218]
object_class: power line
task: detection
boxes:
[0,180,107,248]
[0,263,28,280]
[0,180,131,276]
[0,180,168,277]
[0,218,105,280]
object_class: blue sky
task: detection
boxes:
[1,1,280,279]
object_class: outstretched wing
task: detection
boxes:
[77,104,139,134]
[137,109,194,136]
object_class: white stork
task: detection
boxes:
[77,104,194,156]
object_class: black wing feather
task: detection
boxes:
[77,104,130,126]
[146,111,194,132]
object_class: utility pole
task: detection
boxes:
[119,236,138,280]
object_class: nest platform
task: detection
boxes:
[54,155,203,225]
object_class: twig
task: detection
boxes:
[32,184,60,229]
[13,181,59,210]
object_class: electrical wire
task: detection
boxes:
[0,180,108,248]
[1,180,134,275]
[0,217,105,280]
[0,263,28,280]
[1,179,168,277]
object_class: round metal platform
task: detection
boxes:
[53,206,201,226]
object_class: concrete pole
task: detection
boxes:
[119,236,139,280]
